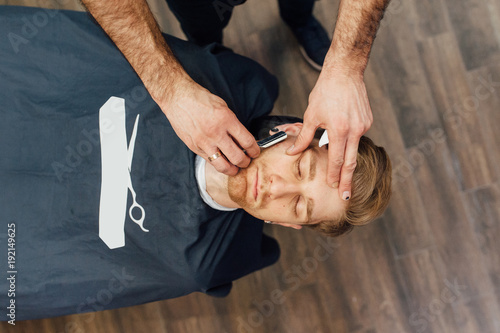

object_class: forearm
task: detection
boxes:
[81,0,189,108]
[324,0,390,76]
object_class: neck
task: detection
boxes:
[204,161,240,209]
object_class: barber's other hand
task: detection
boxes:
[161,78,260,176]
[287,71,373,200]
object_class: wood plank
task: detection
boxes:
[407,0,449,40]
[442,0,500,70]
[113,301,167,333]
[411,143,494,298]
[401,142,500,332]
[484,0,500,47]
[418,33,495,190]
[450,294,500,333]
[369,6,444,147]
[396,248,461,333]
[462,183,500,293]
[466,65,500,183]
[364,64,435,256]
[355,221,412,333]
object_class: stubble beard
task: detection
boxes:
[228,148,273,212]
[228,163,272,216]
[227,166,249,208]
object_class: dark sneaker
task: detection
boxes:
[288,16,331,71]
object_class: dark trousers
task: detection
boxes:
[165,0,315,46]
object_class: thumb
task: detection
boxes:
[286,121,316,155]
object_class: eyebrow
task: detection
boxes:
[305,148,318,222]
[308,147,318,181]
[306,198,314,223]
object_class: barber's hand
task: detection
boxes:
[286,72,373,200]
[162,78,260,176]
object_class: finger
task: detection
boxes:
[218,133,253,169]
[229,124,260,159]
[205,148,239,176]
[286,120,316,155]
[337,137,360,200]
[326,132,348,188]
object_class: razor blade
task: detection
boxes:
[257,131,287,148]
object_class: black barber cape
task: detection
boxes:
[0,6,280,321]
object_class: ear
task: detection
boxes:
[268,123,303,136]
[274,222,303,230]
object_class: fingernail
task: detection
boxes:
[271,127,279,132]
[286,145,294,154]
[331,182,339,189]
[342,191,350,201]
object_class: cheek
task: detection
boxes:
[246,203,291,222]
[265,202,293,222]
[260,150,295,169]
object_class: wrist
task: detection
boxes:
[319,58,365,84]
[156,74,203,122]
[310,65,366,103]
[322,47,367,79]
[148,61,192,111]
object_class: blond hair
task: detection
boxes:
[308,136,392,237]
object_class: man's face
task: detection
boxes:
[228,124,347,229]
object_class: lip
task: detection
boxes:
[253,167,259,201]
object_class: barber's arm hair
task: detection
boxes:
[324,0,391,76]
[80,0,190,105]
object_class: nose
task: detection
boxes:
[268,174,300,199]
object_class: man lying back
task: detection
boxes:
[203,122,392,237]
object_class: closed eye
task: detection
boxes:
[295,196,301,216]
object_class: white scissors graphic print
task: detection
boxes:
[127,115,148,232]
[98,96,147,249]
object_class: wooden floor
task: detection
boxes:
[2,0,500,332]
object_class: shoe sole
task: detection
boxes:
[299,46,323,72]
